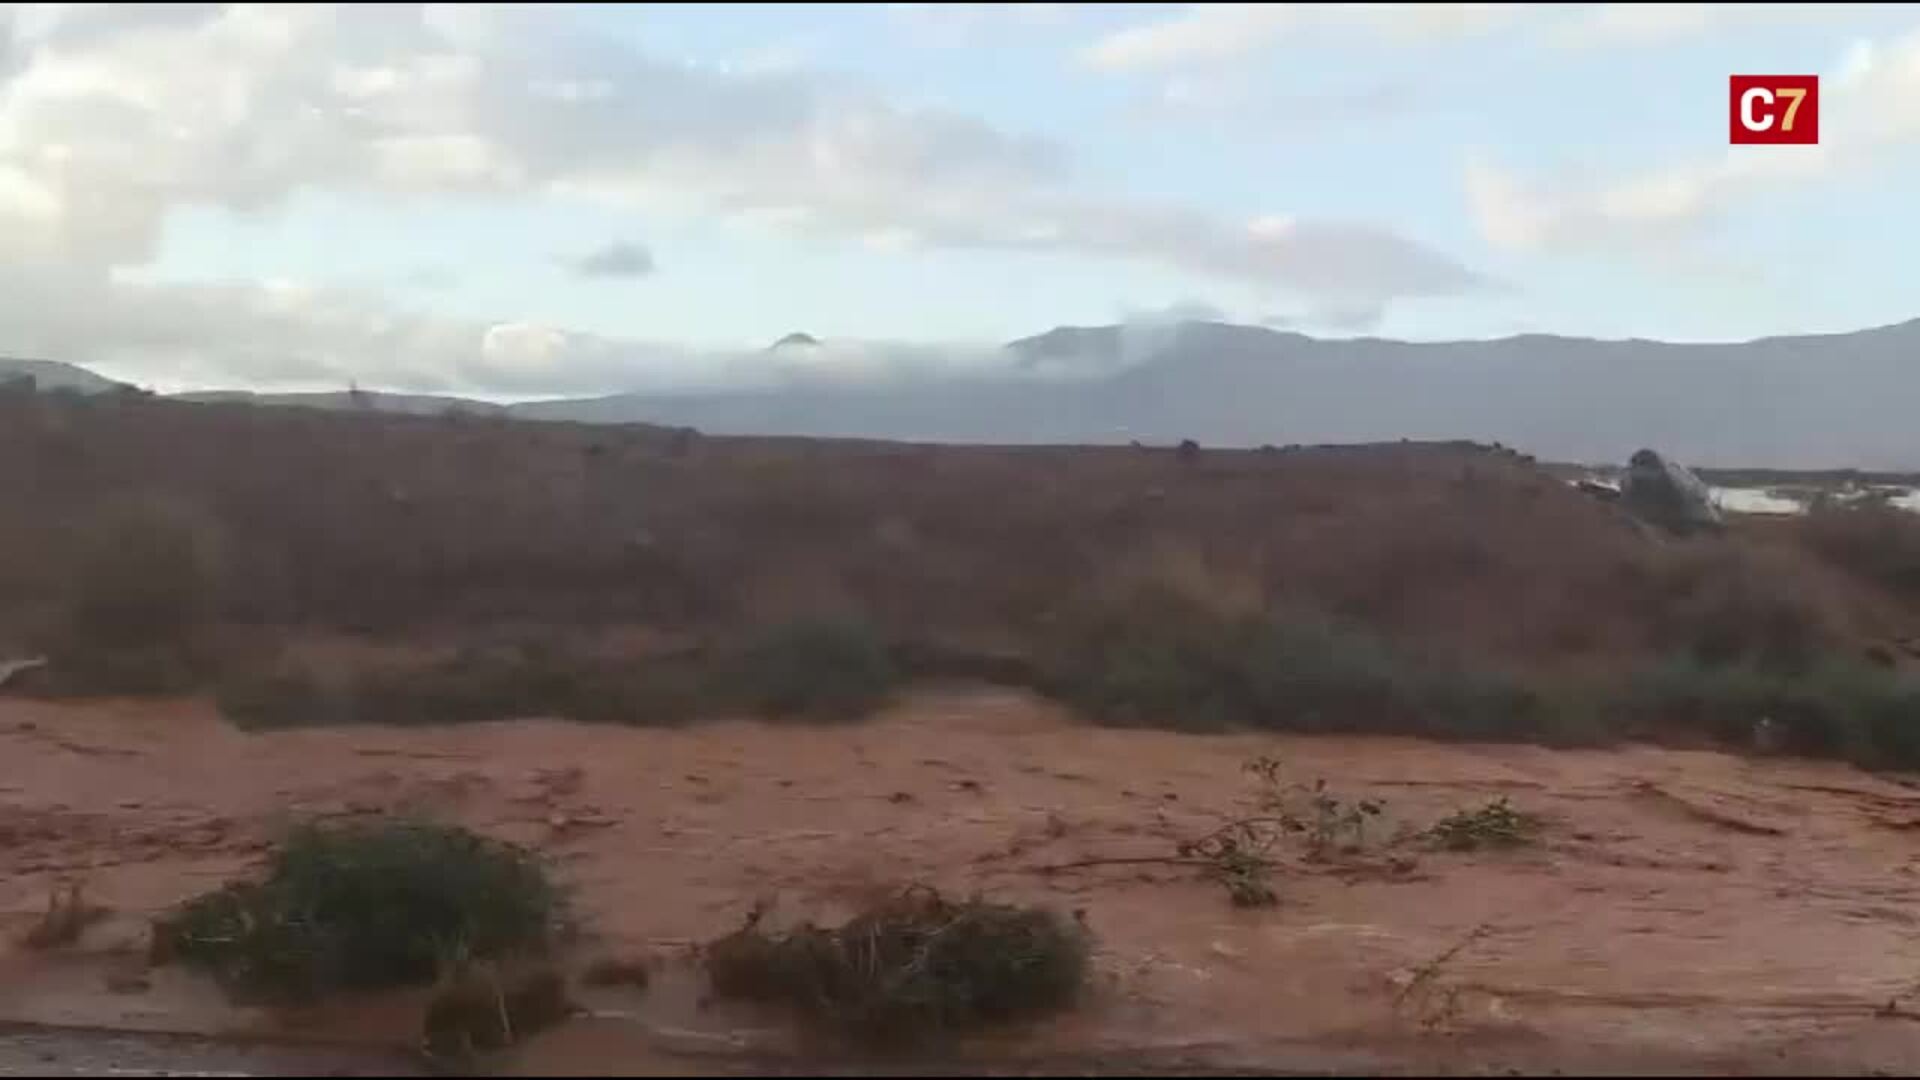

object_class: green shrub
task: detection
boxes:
[61,496,220,650]
[704,887,1089,1047]
[1037,590,1543,740]
[35,496,225,695]
[724,618,899,721]
[1614,656,1920,768]
[151,820,559,1003]
[1799,501,1920,599]
[1642,549,1830,674]
[215,668,346,731]
[1426,797,1544,851]
[44,642,206,697]
[215,623,905,732]
[216,646,706,731]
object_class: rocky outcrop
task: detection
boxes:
[1620,449,1723,535]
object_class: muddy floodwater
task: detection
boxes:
[5,687,1920,1075]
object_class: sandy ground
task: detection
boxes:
[4,687,1920,1074]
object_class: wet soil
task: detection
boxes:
[4,687,1920,1074]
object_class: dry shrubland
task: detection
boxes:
[4,390,1918,766]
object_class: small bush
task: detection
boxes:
[1037,589,1544,740]
[1642,549,1831,674]
[1799,501,1920,600]
[422,960,573,1060]
[214,667,347,731]
[217,625,904,732]
[151,820,559,1003]
[60,496,220,650]
[1615,657,1920,769]
[725,618,899,721]
[1426,798,1543,851]
[37,496,225,695]
[704,887,1089,1047]
[216,647,704,731]
[1038,592,1392,733]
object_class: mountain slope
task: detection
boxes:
[514,318,1920,468]
[13,316,1920,468]
[0,358,129,394]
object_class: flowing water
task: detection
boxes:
[7,689,1920,1074]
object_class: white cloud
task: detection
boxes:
[886,3,1073,46]
[0,259,1009,398]
[1079,3,1515,72]
[1084,2,1870,76]
[1547,3,1869,48]
[1082,5,1300,72]
[1466,24,1920,258]
[0,1,1486,392]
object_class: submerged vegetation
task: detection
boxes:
[703,887,1090,1047]
[151,821,560,1004]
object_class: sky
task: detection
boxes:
[2,2,1918,397]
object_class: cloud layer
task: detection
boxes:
[0,2,1496,393]
[1465,25,1920,258]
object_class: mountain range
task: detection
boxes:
[8,317,1920,469]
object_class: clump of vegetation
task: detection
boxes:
[151,820,560,1003]
[1295,777,1387,857]
[1177,821,1283,908]
[218,620,902,732]
[60,496,220,649]
[422,957,573,1061]
[1798,500,1920,600]
[37,496,225,696]
[725,617,900,721]
[1038,588,1544,741]
[214,667,349,731]
[217,646,708,732]
[1639,547,1832,674]
[1162,756,1385,907]
[19,882,110,950]
[1425,797,1544,852]
[353,645,705,728]
[1614,657,1920,770]
[703,887,1090,1048]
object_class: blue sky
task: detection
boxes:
[3,3,1918,394]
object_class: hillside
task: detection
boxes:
[0,357,128,394]
[1,391,1912,679]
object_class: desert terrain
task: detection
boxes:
[3,391,1920,1074]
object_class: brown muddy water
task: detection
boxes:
[5,687,1920,1075]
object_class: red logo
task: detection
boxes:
[1730,75,1819,145]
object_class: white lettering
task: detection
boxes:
[1740,86,1775,132]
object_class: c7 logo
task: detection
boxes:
[1730,75,1819,145]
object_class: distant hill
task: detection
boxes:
[0,357,129,394]
[15,316,1920,468]
[770,332,821,349]
[515,318,1920,470]
[176,389,506,417]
